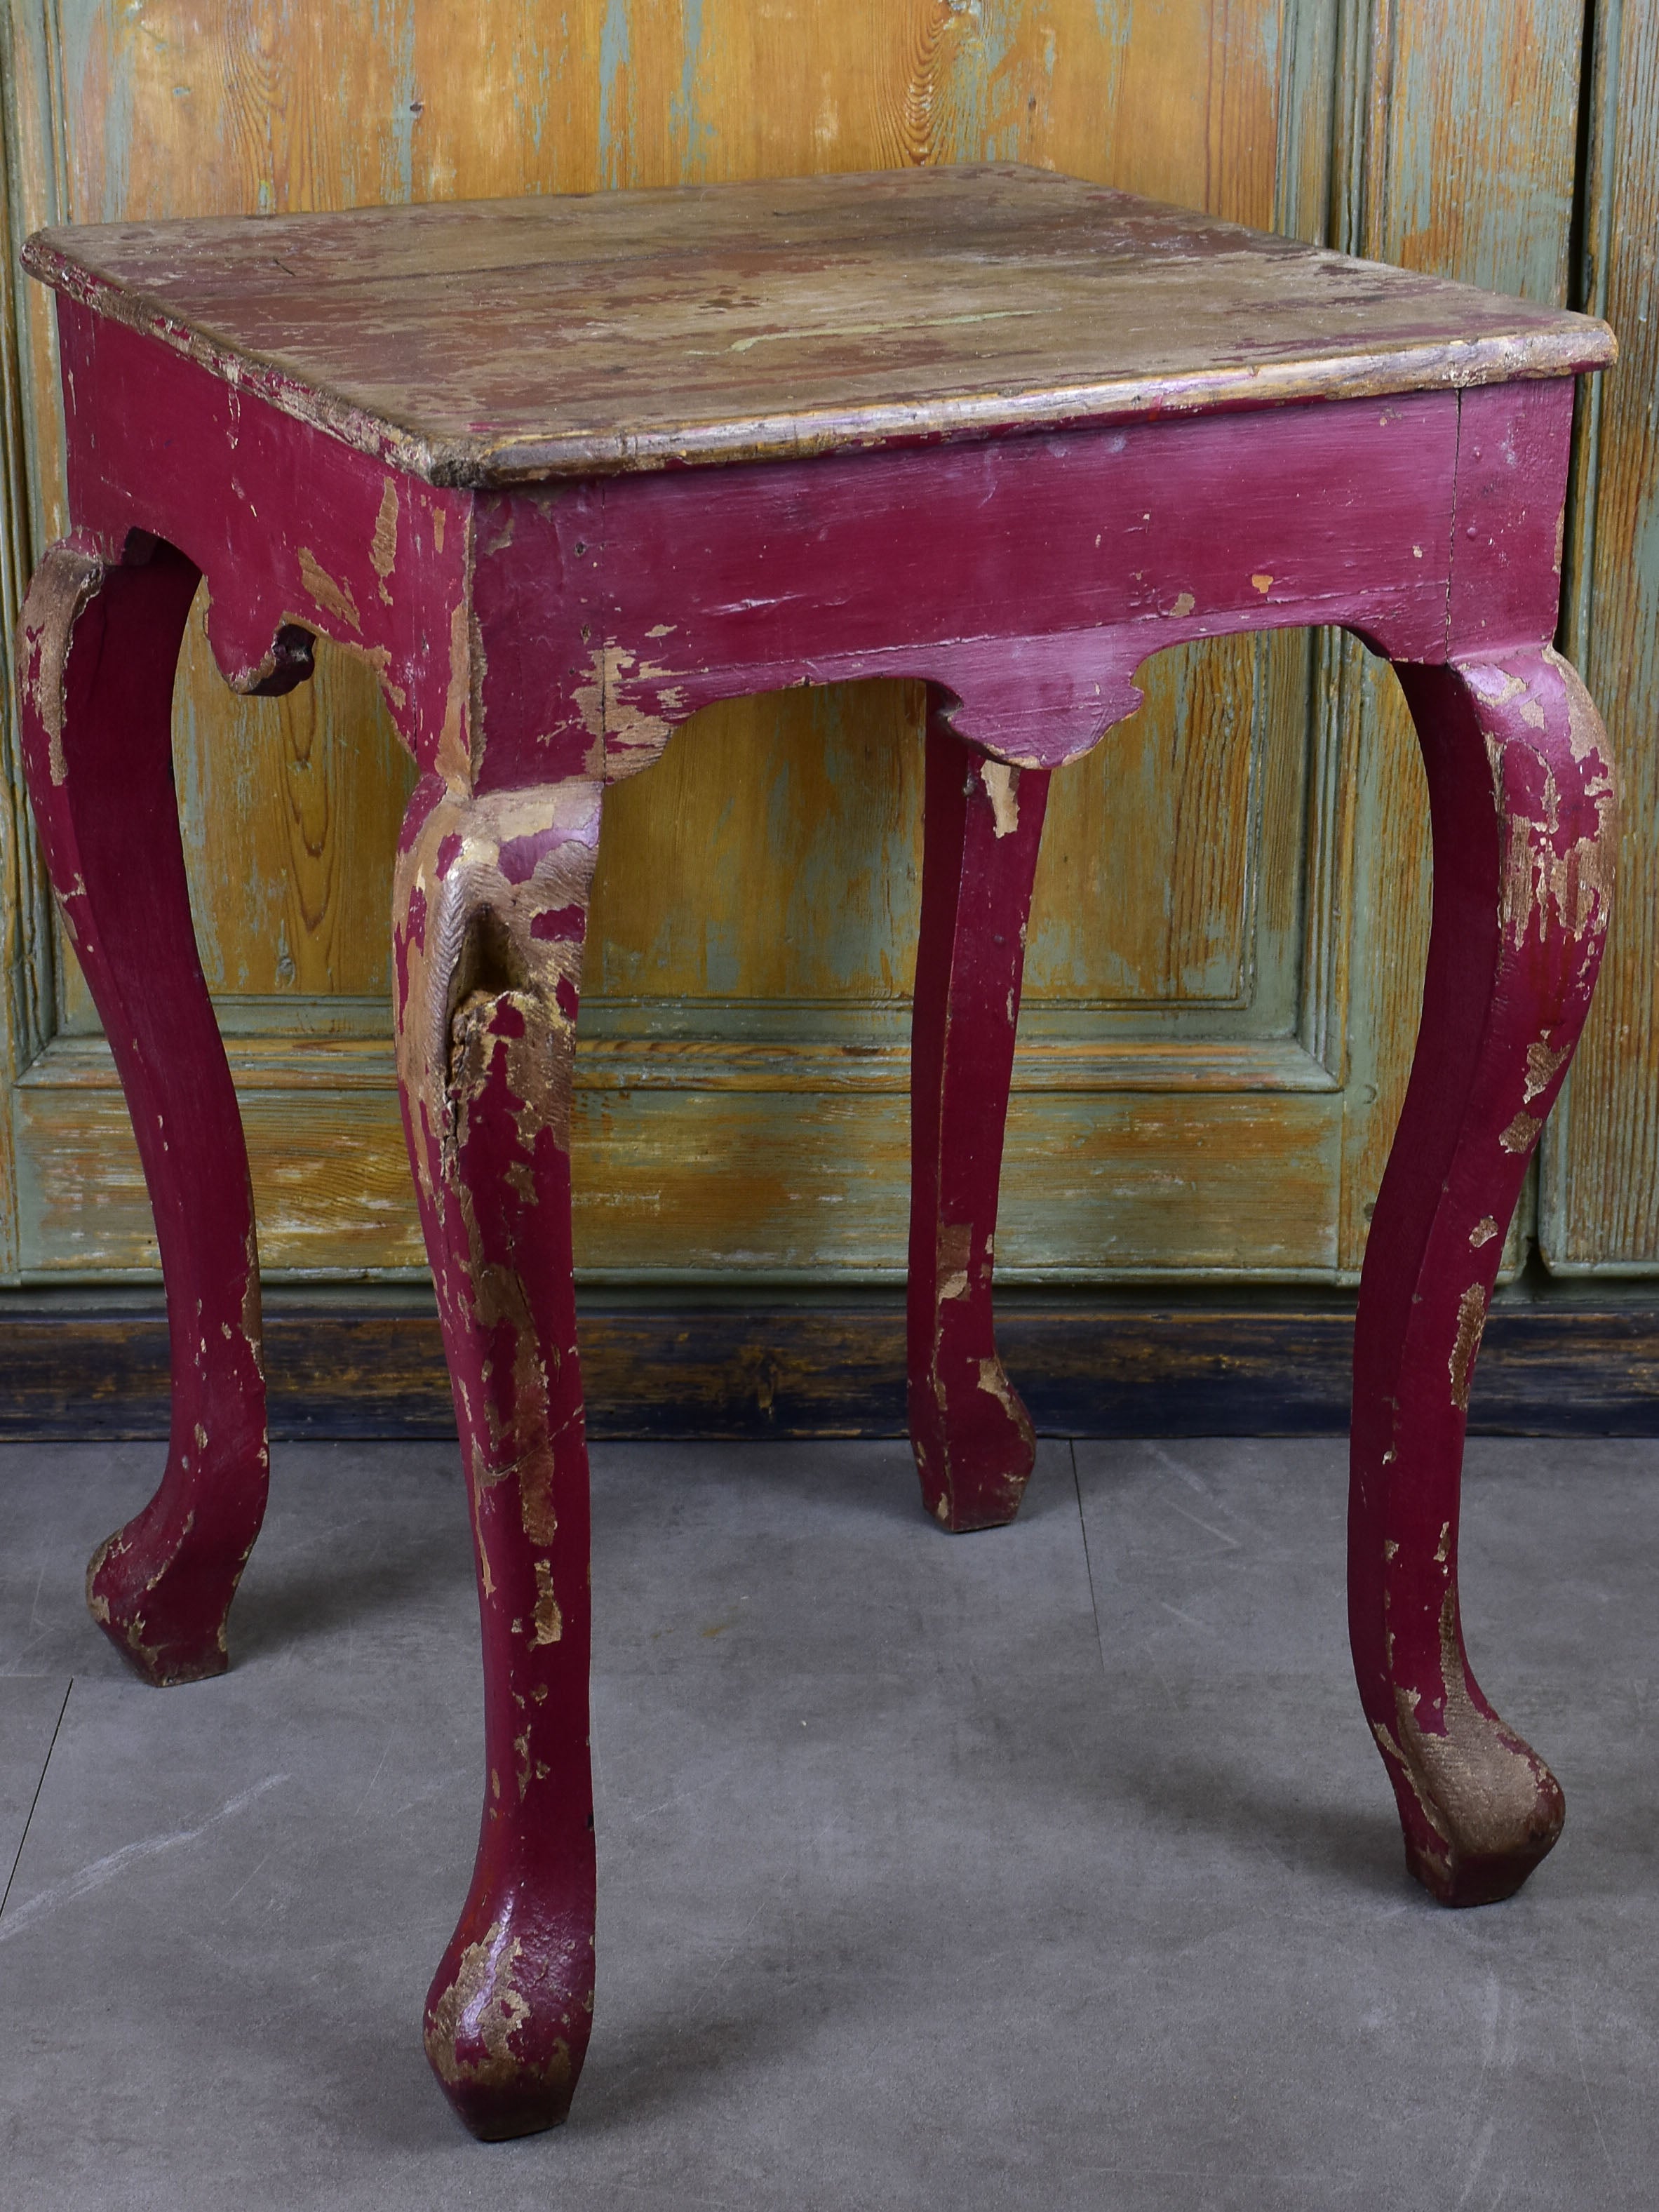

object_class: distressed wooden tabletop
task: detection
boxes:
[25,164,1614,487]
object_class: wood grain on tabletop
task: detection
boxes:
[27,165,1613,483]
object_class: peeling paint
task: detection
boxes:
[1523,1037,1570,1103]
[533,1559,564,1644]
[371,476,398,603]
[1542,643,1608,764]
[1485,663,1617,956]
[936,1221,972,1302]
[425,1920,532,2090]
[1388,1589,1561,1875]
[1448,1282,1486,1410]
[394,778,600,1588]
[20,542,104,787]
[572,643,679,779]
[437,598,475,787]
[979,758,1020,837]
[975,1357,1021,1422]
[297,546,361,631]
[1498,1110,1540,1153]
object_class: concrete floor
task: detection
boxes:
[1,1435,1658,2209]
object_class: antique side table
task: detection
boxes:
[15,166,1616,2140]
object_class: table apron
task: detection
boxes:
[53,301,1574,789]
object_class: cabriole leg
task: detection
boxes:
[393,771,602,2140]
[15,536,267,1685]
[908,690,1049,1531]
[1352,645,1614,1905]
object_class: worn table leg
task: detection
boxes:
[394,771,602,2140]
[1352,644,1614,1905]
[15,536,267,1684]
[907,692,1049,1531]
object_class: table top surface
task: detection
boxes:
[26,164,1615,488]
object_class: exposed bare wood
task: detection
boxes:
[24,166,1611,484]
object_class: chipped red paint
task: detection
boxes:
[391,776,600,2138]
[54,304,476,777]
[13,186,1617,2141]
[464,390,1462,787]
[908,699,1047,1530]
[14,537,267,1684]
[1350,643,1613,1905]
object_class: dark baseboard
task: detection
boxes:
[0,1280,1657,1441]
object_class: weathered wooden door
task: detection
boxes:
[0,1,1652,1303]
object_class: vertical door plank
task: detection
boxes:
[1336,0,1585,1271]
[586,683,925,1003]
[1545,0,1659,1269]
[1002,2,1304,1033]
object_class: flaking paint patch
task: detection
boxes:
[936,1220,972,1302]
[1493,770,1614,951]
[297,547,361,631]
[1449,1282,1486,1410]
[574,642,680,779]
[241,1219,264,1375]
[425,1921,532,2089]
[1390,1589,1561,1870]
[371,476,398,601]
[1371,1715,1451,1851]
[394,779,601,1550]
[533,1558,564,1644]
[1469,668,1529,709]
[1484,663,1617,956]
[975,1358,1021,1421]
[979,758,1020,836]
[437,599,474,786]
[1499,1110,1540,1154]
[1523,1038,1570,1104]
[20,542,104,787]
[1543,643,1608,765]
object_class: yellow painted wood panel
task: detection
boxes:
[13,1077,1342,1280]
[589,681,925,1003]
[60,603,414,1026]
[1335,0,1585,1271]
[1028,633,1310,1007]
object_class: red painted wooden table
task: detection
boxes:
[14,166,1617,2140]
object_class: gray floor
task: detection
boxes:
[1,1436,1658,2209]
